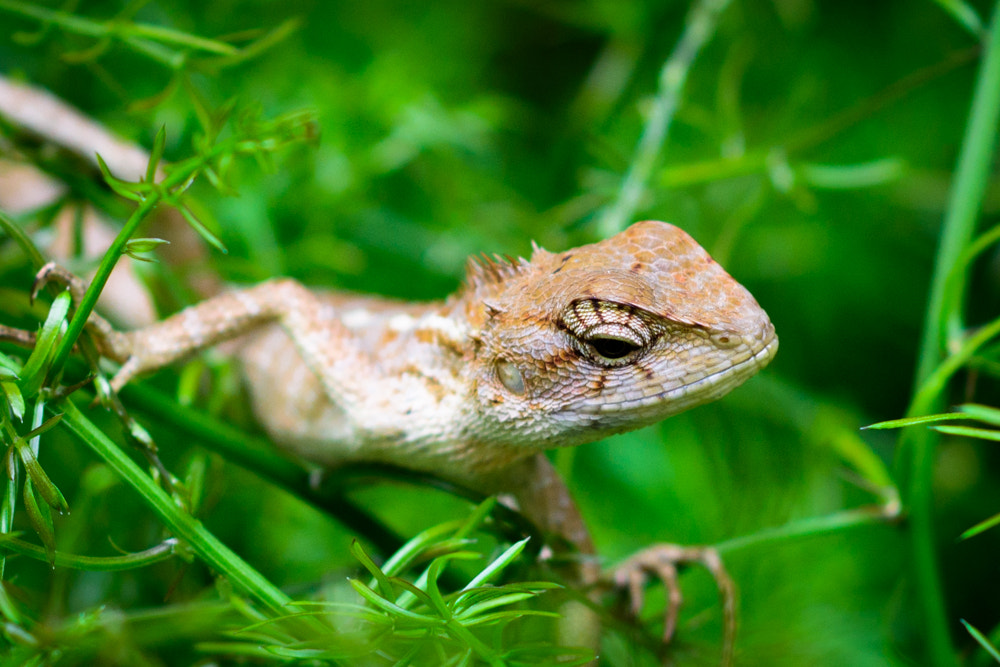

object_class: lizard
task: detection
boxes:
[0,75,778,655]
[81,220,776,536]
[35,219,778,652]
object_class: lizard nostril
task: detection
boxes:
[710,332,740,348]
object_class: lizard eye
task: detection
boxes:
[587,335,642,360]
[581,327,646,366]
[561,299,656,367]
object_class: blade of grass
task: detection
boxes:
[959,512,1000,540]
[963,620,1000,663]
[899,2,1000,664]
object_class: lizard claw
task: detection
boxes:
[612,544,736,665]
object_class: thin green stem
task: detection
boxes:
[48,138,241,380]
[0,0,238,60]
[598,0,732,236]
[915,11,1000,381]
[58,399,326,636]
[900,2,1000,664]
[716,506,898,556]
[0,535,178,571]
[120,383,408,557]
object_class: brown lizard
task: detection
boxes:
[1,76,777,655]
[85,221,776,534]
[47,219,777,649]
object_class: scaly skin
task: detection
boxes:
[85,220,775,653]
[100,221,775,473]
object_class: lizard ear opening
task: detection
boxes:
[496,359,526,395]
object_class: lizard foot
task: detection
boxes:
[31,262,125,364]
[612,544,735,664]
[32,261,89,304]
[32,264,173,483]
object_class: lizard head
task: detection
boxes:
[470,220,777,451]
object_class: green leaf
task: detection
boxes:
[453,582,560,612]
[350,539,395,601]
[863,412,969,430]
[454,592,537,619]
[387,576,440,613]
[962,619,1000,662]
[177,205,227,254]
[348,579,439,623]
[95,154,145,202]
[455,497,497,540]
[459,537,529,597]
[16,435,68,514]
[22,413,64,443]
[378,519,467,578]
[20,290,72,396]
[1,380,24,421]
[931,0,985,36]
[959,403,1000,426]
[202,17,301,68]
[461,609,561,627]
[124,237,170,262]
[932,425,1000,441]
[959,511,1000,540]
[0,533,178,571]
[2,619,37,647]
[23,478,55,564]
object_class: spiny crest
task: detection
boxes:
[463,253,529,291]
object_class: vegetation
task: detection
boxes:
[1,0,1000,664]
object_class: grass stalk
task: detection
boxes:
[900,2,1000,664]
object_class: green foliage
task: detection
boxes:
[2,0,1000,665]
[197,501,592,665]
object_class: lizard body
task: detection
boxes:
[91,220,776,553]
[0,75,777,657]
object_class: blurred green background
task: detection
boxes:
[2,0,1000,664]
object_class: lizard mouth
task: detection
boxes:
[665,326,779,404]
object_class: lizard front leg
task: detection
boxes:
[482,454,598,581]
[41,271,371,412]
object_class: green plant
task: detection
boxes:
[3,0,1000,665]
